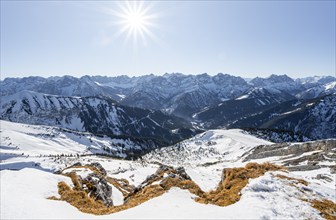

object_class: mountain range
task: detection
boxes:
[1,73,335,219]
[1,73,335,144]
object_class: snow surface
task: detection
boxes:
[1,169,330,219]
[0,120,147,158]
[144,128,272,167]
[1,121,335,219]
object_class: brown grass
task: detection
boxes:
[106,177,135,197]
[57,181,112,215]
[311,199,336,220]
[62,165,104,177]
[47,196,60,200]
[53,162,283,215]
[56,180,167,215]
[276,174,308,186]
[65,172,82,190]
[275,174,335,220]
[160,178,205,197]
[124,184,166,206]
[196,162,283,206]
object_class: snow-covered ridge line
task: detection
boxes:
[0,120,168,160]
[2,74,334,119]
[0,91,199,145]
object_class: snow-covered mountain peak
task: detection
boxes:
[325,81,336,90]
[1,91,199,144]
[1,73,335,119]
[251,74,294,85]
[250,74,302,95]
[296,75,336,85]
[296,80,336,99]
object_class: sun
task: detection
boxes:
[110,1,157,46]
[125,10,145,30]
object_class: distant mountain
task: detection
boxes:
[295,75,336,88]
[242,128,311,143]
[119,73,251,118]
[1,73,252,118]
[229,94,336,140]
[0,75,122,101]
[249,74,304,95]
[0,91,200,145]
[1,73,335,122]
[296,81,336,100]
[194,87,295,128]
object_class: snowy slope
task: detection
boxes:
[1,158,335,220]
[230,94,336,140]
[1,168,329,220]
[144,129,272,167]
[0,120,165,159]
[1,123,335,219]
[0,91,198,144]
[141,129,274,191]
[296,81,336,99]
[1,159,334,219]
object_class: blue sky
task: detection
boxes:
[1,1,335,79]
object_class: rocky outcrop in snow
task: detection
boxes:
[244,139,336,172]
[82,173,113,207]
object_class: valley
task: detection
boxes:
[0,73,335,219]
[0,119,335,219]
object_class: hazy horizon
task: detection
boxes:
[1,72,335,81]
[1,1,335,79]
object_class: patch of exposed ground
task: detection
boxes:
[275,173,336,220]
[311,199,336,220]
[196,162,283,206]
[51,162,285,215]
[50,161,336,218]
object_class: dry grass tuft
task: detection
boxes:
[65,172,82,190]
[311,199,336,220]
[58,181,111,214]
[62,165,104,177]
[196,162,283,206]
[275,173,335,219]
[56,180,167,215]
[276,174,308,186]
[106,177,135,197]
[53,162,283,215]
[47,196,60,200]
[125,184,166,207]
[160,178,205,197]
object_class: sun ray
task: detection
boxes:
[105,1,159,47]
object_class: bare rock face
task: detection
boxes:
[82,173,113,207]
[244,139,336,172]
[66,162,112,207]
[88,162,107,176]
[132,164,192,194]
[154,165,192,181]
[174,167,192,180]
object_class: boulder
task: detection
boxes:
[88,162,107,176]
[82,173,113,207]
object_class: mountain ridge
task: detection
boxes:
[0,90,200,146]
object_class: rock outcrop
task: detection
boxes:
[244,139,336,172]
[82,173,113,207]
